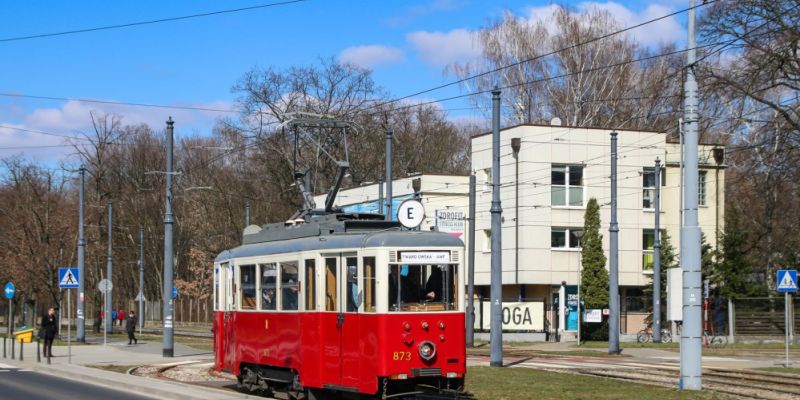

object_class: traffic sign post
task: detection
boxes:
[4,282,14,341]
[776,270,797,368]
[98,279,113,347]
[58,267,79,364]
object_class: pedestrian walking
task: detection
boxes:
[118,309,125,327]
[41,307,57,358]
[126,310,137,345]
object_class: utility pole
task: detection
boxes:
[490,88,503,367]
[466,174,476,347]
[105,202,113,335]
[163,117,175,358]
[385,129,393,221]
[245,201,251,226]
[77,166,86,342]
[377,177,384,216]
[680,0,703,390]
[139,226,144,337]
[653,158,662,343]
[609,130,620,355]
[511,138,522,301]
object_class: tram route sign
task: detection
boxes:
[397,199,425,229]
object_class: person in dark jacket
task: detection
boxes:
[41,307,57,357]
[126,310,137,345]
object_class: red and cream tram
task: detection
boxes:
[213,213,470,399]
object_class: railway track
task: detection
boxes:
[572,366,800,400]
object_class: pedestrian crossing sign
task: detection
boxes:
[776,270,797,293]
[58,267,80,289]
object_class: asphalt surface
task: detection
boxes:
[0,363,157,400]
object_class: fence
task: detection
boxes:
[733,296,797,338]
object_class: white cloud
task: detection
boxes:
[407,29,482,67]
[525,2,683,48]
[338,45,405,69]
[0,99,231,161]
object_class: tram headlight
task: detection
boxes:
[418,340,436,361]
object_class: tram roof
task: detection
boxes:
[215,230,464,262]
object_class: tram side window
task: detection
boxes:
[305,260,316,311]
[260,263,277,310]
[281,261,299,311]
[346,257,358,312]
[325,258,337,311]
[363,257,376,312]
[240,264,257,310]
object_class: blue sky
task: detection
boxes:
[0,0,689,163]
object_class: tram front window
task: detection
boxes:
[389,264,458,312]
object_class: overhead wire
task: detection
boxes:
[0,0,307,43]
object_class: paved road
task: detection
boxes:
[0,363,156,400]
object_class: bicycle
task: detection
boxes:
[703,330,727,349]
[636,326,672,343]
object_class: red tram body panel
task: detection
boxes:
[215,311,466,394]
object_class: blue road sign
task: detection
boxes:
[776,270,798,293]
[172,286,178,299]
[58,267,80,289]
[4,282,14,299]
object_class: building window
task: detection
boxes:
[642,230,664,271]
[643,167,666,209]
[552,164,583,207]
[551,228,583,249]
[482,229,491,252]
[483,168,492,191]
[698,170,707,206]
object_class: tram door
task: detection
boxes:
[339,254,361,388]
[321,254,361,389]
[223,263,236,371]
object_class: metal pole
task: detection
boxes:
[466,174,476,347]
[653,158,662,343]
[77,166,86,342]
[680,0,703,389]
[489,87,503,367]
[106,202,113,335]
[512,138,521,301]
[786,292,790,368]
[378,177,384,217]
[163,117,175,358]
[385,129,393,221]
[139,226,144,337]
[609,130,620,355]
[245,202,251,226]
[67,288,71,364]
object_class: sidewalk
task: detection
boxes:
[0,334,253,400]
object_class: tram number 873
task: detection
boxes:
[392,351,412,361]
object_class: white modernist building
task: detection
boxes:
[471,124,725,335]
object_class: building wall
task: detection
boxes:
[470,125,725,291]
[313,174,472,244]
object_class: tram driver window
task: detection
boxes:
[240,265,257,310]
[260,263,277,310]
[390,264,458,312]
[281,261,299,311]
